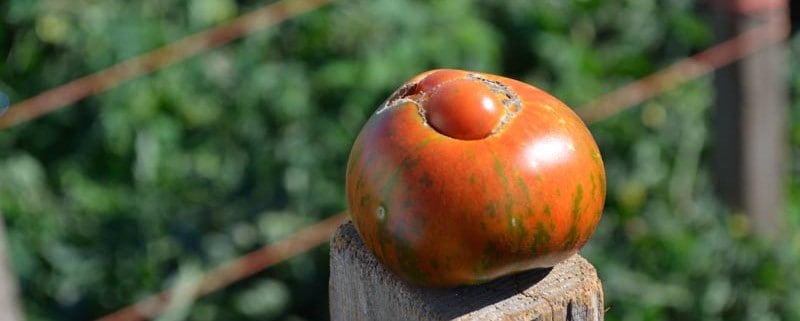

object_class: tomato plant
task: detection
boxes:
[346,69,606,287]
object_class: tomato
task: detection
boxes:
[345,69,606,287]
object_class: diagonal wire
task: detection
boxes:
[94,213,350,321]
[0,0,333,130]
[575,11,789,123]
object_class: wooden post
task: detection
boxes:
[0,217,22,321]
[329,222,604,321]
[711,0,789,235]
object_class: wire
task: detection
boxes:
[0,0,333,130]
[575,12,789,123]
[94,212,349,321]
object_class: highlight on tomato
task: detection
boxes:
[345,69,606,287]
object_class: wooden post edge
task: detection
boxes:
[329,221,604,321]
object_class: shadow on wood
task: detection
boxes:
[330,221,604,321]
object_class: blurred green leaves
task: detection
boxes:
[1,0,799,321]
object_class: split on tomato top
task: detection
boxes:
[378,69,523,140]
[347,69,606,287]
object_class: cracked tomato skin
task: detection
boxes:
[345,69,606,287]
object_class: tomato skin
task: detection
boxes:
[346,69,606,287]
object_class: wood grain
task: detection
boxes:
[330,221,604,321]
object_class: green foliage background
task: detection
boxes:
[1,0,799,320]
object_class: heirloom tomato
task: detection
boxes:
[345,69,605,287]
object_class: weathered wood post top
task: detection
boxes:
[330,222,604,321]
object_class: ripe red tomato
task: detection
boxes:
[346,69,606,287]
